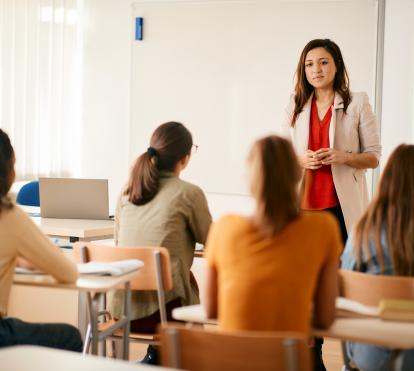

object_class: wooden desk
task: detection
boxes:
[32,216,114,242]
[0,345,177,371]
[14,270,138,359]
[20,205,114,242]
[172,305,414,350]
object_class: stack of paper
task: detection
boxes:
[77,259,143,276]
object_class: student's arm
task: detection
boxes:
[313,216,342,329]
[204,264,218,319]
[313,262,338,329]
[341,232,358,271]
[187,186,212,244]
[203,221,220,319]
[114,193,123,245]
[14,208,78,283]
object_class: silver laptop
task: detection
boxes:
[39,178,109,219]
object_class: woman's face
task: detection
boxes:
[304,47,337,90]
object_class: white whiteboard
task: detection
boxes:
[130,0,378,195]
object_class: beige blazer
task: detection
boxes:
[282,91,381,232]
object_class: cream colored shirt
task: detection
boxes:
[0,204,78,316]
[111,172,212,320]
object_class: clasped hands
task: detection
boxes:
[299,148,349,170]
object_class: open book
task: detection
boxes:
[336,297,379,318]
[336,297,414,322]
[77,259,144,276]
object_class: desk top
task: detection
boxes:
[21,205,114,239]
[172,304,414,349]
[13,270,139,293]
[314,317,414,349]
[0,346,175,371]
[32,216,114,239]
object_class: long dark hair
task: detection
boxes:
[353,144,414,276]
[0,129,15,211]
[124,122,193,205]
[291,38,351,127]
[249,135,301,236]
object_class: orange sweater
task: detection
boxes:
[205,212,341,334]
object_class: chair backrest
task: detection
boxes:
[160,324,311,371]
[16,180,40,206]
[73,243,173,291]
[339,269,414,306]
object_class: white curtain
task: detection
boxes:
[0,0,82,180]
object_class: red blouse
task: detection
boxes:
[302,98,338,210]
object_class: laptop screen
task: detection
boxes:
[39,178,109,220]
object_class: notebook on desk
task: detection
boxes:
[39,178,110,220]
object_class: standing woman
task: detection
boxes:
[283,39,381,244]
[110,121,212,364]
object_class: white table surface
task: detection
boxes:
[20,205,114,240]
[172,304,414,349]
[13,270,139,292]
[0,346,176,371]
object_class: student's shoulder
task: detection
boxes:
[300,211,339,232]
[1,204,29,222]
[0,204,33,233]
[174,178,206,199]
[213,214,251,234]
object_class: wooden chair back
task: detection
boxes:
[160,324,311,371]
[73,243,173,291]
[339,269,414,306]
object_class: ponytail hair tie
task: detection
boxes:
[147,147,158,157]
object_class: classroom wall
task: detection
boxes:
[80,0,414,217]
[380,0,414,165]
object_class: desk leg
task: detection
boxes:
[78,292,88,340]
[122,281,131,360]
[87,292,99,355]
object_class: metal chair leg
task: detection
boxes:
[83,324,91,355]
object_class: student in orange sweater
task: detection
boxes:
[0,129,82,351]
[204,135,341,371]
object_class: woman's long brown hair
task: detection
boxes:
[0,129,15,213]
[124,122,192,206]
[249,135,301,236]
[353,144,414,275]
[291,39,351,127]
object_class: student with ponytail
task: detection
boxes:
[110,122,212,364]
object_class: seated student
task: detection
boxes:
[110,121,212,364]
[341,144,414,371]
[0,129,82,351]
[204,135,341,371]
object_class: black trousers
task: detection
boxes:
[325,205,348,246]
[0,317,82,352]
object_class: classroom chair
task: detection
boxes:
[73,243,173,357]
[339,269,414,370]
[339,269,414,306]
[16,180,40,206]
[160,324,311,371]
